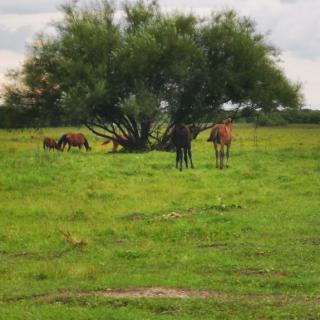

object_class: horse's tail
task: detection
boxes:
[207,127,219,142]
[82,135,91,151]
[101,139,111,146]
[57,134,67,148]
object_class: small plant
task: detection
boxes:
[69,209,87,221]
[33,271,48,281]
[115,250,142,260]
[60,230,88,248]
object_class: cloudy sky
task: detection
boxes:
[0,0,319,109]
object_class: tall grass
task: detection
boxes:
[0,124,319,319]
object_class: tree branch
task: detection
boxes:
[85,123,114,140]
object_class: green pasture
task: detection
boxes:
[0,124,319,319]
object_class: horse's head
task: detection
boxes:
[223,118,233,125]
[188,124,201,139]
[54,142,63,152]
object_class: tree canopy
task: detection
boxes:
[1,0,303,149]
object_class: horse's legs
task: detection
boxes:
[226,144,230,168]
[179,148,183,171]
[220,144,225,169]
[183,147,188,168]
[175,147,179,169]
[188,147,194,169]
[113,141,119,152]
[67,143,71,152]
[214,142,219,168]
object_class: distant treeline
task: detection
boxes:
[222,108,320,126]
[242,109,320,126]
[0,106,80,129]
[0,106,319,129]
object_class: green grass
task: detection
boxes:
[0,124,320,319]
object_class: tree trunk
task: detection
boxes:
[86,119,214,152]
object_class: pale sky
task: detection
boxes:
[0,0,319,109]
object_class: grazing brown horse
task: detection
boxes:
[43,137,61,151]
[57,133,91,152]
[101,134,127,152]
[207,118,233,169]
[172,123,194,171]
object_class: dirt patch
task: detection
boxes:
[119,212,147,221]
[160,212,185,220]
[232,267,286,277]
[0,249,71,260]
[253,251,270,257]
[27,287,212,304]
[301,238,320,246]
[100,287,210,298]
[4,287,318,306]
[198,243,229,249]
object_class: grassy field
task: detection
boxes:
[0,124,319,319]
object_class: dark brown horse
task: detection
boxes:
[101,134,127,152]
[207,118,233,169]
[57,133,91,152]
[43,137,61,151]
[172,123,194,171]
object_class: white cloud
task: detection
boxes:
[0,72,6,87]
[0,50,24,71]
[281,51,320,109]
[0,12,61,56]
[161,0,320,108]
[0,12,61,32]
[0,0,319,108]
[0,0,61,14]
[162,0,320,59]
[0,50,24,98]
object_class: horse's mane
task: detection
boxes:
[57,134,67,148]
[207,126,219,142]
[172,123,192,147]
[80,134,90,150]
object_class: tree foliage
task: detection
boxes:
[1,0,303,149]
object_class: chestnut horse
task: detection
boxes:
[207,118,233,169]
[101,134,127,152]
[57,133,91,152]
[43,137,61,151]
[172,123,194,171]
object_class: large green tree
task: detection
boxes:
[1,0,303,149]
